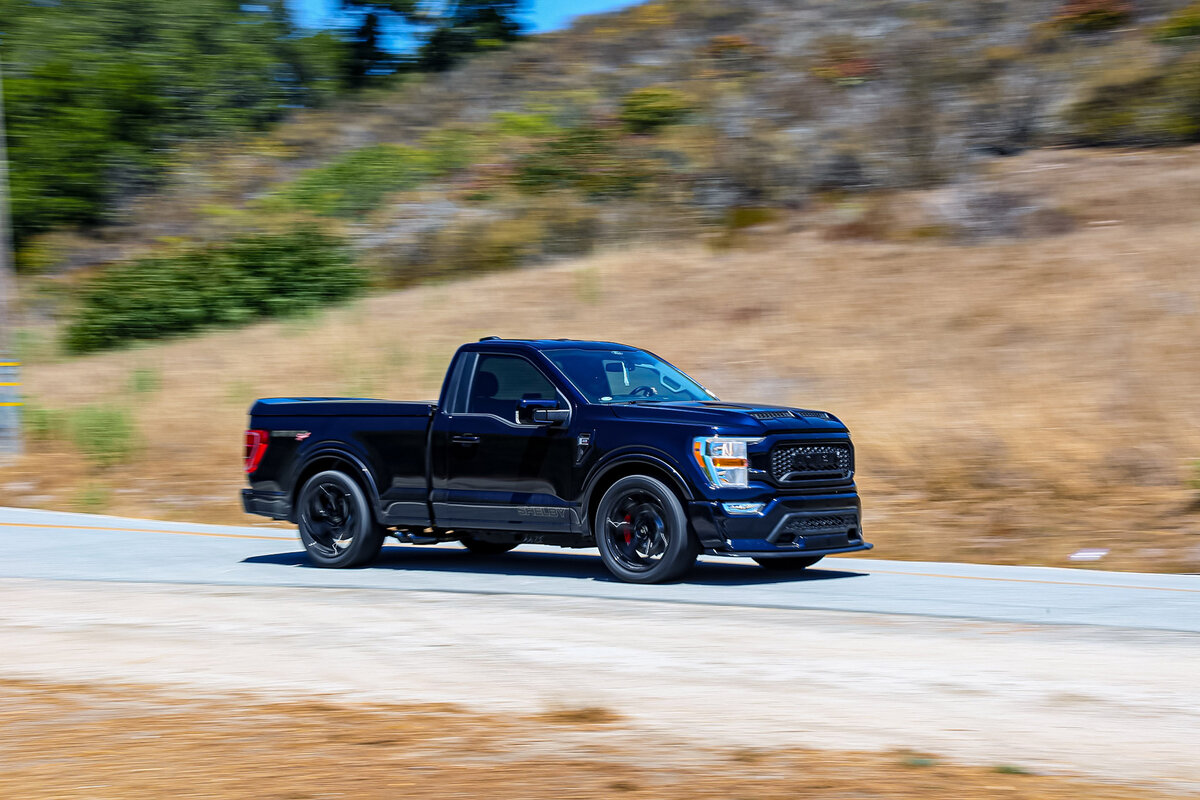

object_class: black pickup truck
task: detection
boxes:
[242,338,870,583]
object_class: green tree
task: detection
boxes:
[0,0,346,247]
[339,1,524,76]
[346,11,393,87]
[418,1,524,72]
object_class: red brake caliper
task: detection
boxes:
[623,514,633,544]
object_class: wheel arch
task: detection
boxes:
[582,455,694,537]
[290,447,383,525]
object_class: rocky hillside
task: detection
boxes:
[19,0,1200,302]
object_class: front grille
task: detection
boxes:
[768,443,853,483]
[768,512,861,547]
[779,514,855,534]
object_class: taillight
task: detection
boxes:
[244,429,269,474]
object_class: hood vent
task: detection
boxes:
[749,409,831,420]
[749,410,794,420]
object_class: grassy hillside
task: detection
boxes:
[8,145,1200,573]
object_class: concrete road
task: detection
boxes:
[1,505,1197,632]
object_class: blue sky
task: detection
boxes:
[287,0,642,36]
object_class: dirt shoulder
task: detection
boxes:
[1,579,1198,792]
[1,677,1193,800]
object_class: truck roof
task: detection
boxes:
[473,338,638,352]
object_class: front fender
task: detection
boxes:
[580,449,697,534]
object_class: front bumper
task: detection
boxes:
[242,489,292,521]
[687,493,871,558]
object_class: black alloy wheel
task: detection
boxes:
[595,475,698,583]
[297,470,384,568]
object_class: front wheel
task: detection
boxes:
[753,555,824,571]
[297,470,385,568]
[595,475,698,584]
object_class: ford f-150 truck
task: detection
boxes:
[242,338,871,583]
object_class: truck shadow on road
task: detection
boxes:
[242,547,868,586]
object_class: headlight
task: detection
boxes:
[692,436,758,489]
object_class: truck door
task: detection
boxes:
[430,352,577,532]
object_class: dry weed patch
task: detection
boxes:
[0,679,1190,800]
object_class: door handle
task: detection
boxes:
[452,434,481,445]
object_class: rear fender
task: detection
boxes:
[290,446,384,525]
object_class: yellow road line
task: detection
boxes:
[0,520,293,542]
[0,402,22,407]
[0,383,20,387]
[0,362,20,367]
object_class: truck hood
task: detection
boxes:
[608,400,847,432]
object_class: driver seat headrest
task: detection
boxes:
[473,370,500,399]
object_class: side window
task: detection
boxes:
[467,354,557,419]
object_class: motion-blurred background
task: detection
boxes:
[2,0,1199,571]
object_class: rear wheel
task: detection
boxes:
[753,555,824,571]
[595,475,698,584]
[297,470,384,568]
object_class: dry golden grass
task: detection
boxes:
[6,146,1200,572]
[0,679,1192,799]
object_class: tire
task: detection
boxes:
[753,555,824,571]
[460,536,519,556]
[595,475,699,584]
[297,470,385,568]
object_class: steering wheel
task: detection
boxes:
[630,385,657,397]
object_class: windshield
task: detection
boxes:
[545,348,716,404]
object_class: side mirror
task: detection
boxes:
[518,397,569,426]
[533,408,571,425]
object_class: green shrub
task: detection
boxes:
[1156,2,1200,42]
[75,482,110,511]
[128,366,162,395]
[422,128,481,173]
[69,405,136,467]
[992,764,1032,775]
[490,111,562,139]
[64,228,366,353]
[271,144,438,217]
[1067,52,1200,144]
[22,403,66,441]
[514,127,657,197]
[1053,0,1132,32]
[619,87,694,133]
[428,217,545,277]
[11,328,57,364]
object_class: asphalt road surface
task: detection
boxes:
[1,505,1197,632]
[3,505,1200,788]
